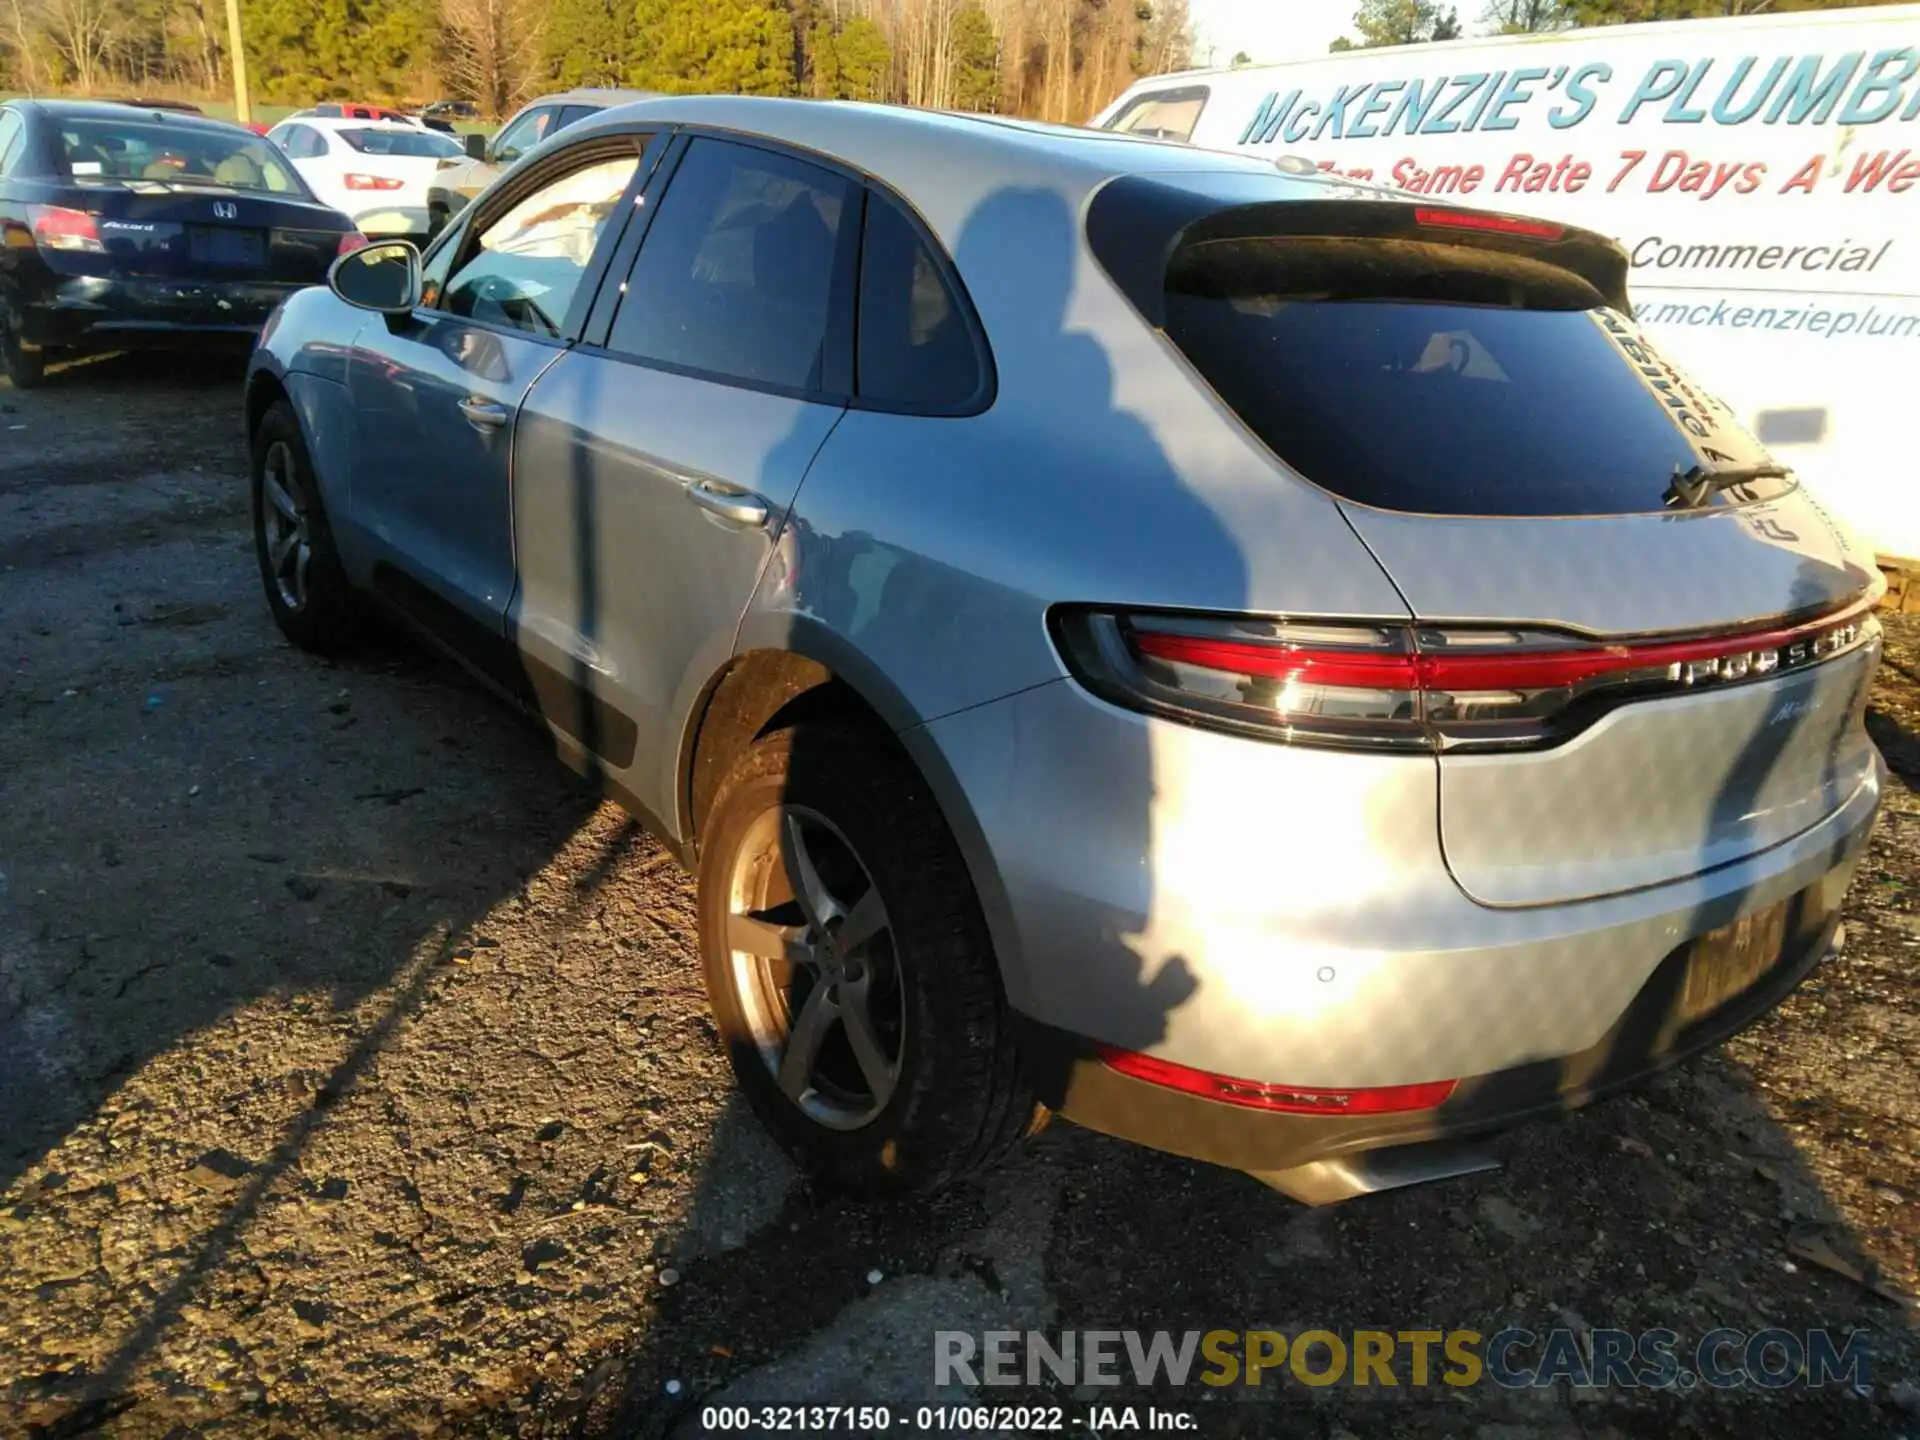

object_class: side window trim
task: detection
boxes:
[582,128,863,405]
[425,132,659,345]
[578,129,688,350]
[848,183,996,418]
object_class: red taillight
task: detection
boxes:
[336,231,370,258]
[30,205,105,254]
[1098,1045,1457,1115]
[1414,206,1564,241]
[343,173,404,191]
[1053,599,1879,754]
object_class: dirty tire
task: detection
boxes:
[698,721,1034,1194]
[251,398,357,654]
[1,310,47,389]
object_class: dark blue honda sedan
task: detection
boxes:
[0,99,360,387]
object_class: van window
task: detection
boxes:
[1162,236,1782,517]
[1104,85,1210,143]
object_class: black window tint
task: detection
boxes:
[554,105,600,132]
[608,138,855,393]
[1162,244,1775,517]
[855,194,981,411]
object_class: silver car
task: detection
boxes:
[423,87,657,233]
[245,96,1886,1204]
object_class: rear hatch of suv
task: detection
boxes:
[1092,179,1883,908]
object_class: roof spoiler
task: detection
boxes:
[1087,175,1631,325]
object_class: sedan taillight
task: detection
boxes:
[336,231,370,258]
[1051,600,1879,754]
[30,205,105,253]
[343,173,405,191]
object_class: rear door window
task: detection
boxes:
[554,105,601,133]
[1161,237,1779,517]
[605,137,857,394]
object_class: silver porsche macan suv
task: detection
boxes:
[245,96,1885,1203]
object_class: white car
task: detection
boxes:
[264,117,464,238]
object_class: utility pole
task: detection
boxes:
[224,0,252,124]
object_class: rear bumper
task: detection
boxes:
[24,274,311,351]
[1045,871,1853,1185]
[911,676,1883,1186]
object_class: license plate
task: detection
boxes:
[1680,899,1791,1022]
[187,225,265,267]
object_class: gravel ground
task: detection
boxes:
[1,355,1916,1439]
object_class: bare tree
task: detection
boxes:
[4,0,48,90]
[440,0,543,117]
[32,0,116,91]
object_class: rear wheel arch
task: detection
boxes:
[685,650,868,849]
[680,642,1025,992]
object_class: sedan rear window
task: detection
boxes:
[1162,236,1782,517]
[57,117,301,194]
[338,127,462,158]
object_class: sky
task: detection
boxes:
[1188,0,1496,68]
[1186,0,1365,67]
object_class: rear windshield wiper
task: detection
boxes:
[1664,462,1790,509]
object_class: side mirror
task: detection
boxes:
[464,132,488,161]
[328,239,422,315]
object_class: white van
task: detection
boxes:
[1092,5,1920,574]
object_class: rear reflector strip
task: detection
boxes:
[1133,597,1876,696]
[1414,206,1564,241]
[1098,1045,1457,1115]
[1052,596,1880,754]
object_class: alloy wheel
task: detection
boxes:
[725,805,905,1131]
[260,440,311,613]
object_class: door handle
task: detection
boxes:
[458,396,509,430]
[686,480,769,528]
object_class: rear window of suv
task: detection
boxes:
[1144,216,1784,517]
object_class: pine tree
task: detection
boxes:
[542,0,632,88]
[631,0,795,96]
[805,14,886,100]
[948,6,997,112]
